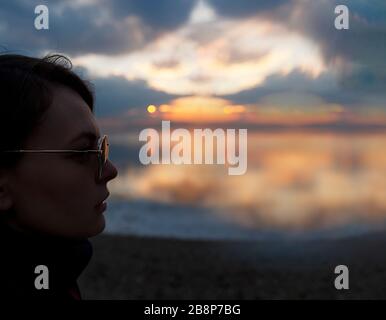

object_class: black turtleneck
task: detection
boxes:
[0,221,93,300]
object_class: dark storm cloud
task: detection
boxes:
[0,0,44,55]
[109,0,197,30]
[286,0,386,67]
[209,0,386,102]
[0,0,197,56]
[92,76,179,117]
[221,69,386,108]
[286,0,386,96]
[208,0,386,68]
[207,0,290,18]
[221,71,335,105]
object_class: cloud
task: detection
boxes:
[0,0,197,56]
[284,0,386,67]
[3,0,386,115]
[205,0,386,107]
[221,70,337,103]
[92,75,179,117]
[207,0,290,19]
[206,0,386,75]
[222,68,386,109]
[109,0,197,30]
[73,16,325,95]
[286,0,386,101]
[155,95,247,123]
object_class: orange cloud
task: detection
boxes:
[150,96,247,123]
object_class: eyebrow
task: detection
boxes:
[69,131,100,145]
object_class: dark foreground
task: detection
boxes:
[78,232,386,299]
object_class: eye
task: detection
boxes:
[71,147,94,163]
[72,152,92,163]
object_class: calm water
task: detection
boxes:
[104,131,386,239]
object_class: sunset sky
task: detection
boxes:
[1,0,386,127]
[2,0,386,233]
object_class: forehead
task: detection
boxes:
[25,85,99,148]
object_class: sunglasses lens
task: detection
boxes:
[102,136,108,163]
[98,135,108,179]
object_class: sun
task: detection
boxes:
[147,105,157,114]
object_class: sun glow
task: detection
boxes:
[73,16,325,96]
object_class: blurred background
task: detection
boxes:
[2,0,386,298]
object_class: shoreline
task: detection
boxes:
[79,232,386,299]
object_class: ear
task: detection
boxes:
[0,171,14,212]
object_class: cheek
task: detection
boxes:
[18,159,93,206]
[10,158,102,237]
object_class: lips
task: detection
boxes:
[95,201,107,213]
[95,192,110,208]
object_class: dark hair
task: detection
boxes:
[0,54,94,168]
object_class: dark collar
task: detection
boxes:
[0,221,93,299]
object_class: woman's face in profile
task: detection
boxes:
[5,85,118,239]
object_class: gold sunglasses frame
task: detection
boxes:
[2,135,109,179]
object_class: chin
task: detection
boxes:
[65,215,106,239]
[87,215,106,238]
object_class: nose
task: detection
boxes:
[98,159,118,183]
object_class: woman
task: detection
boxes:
[0,54,118,299]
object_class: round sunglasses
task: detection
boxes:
[2,135,109,179]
